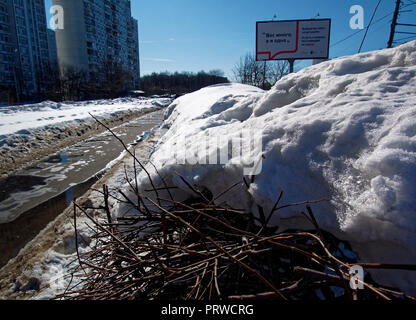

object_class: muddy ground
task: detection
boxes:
[0,123,166,299]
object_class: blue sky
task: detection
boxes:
[45,0,416,79]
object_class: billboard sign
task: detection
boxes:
[256,19,331,61]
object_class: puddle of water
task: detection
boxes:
[0,111,164,224]
[0,175,48,203]
[45,154,68,164]
[0,110,165,267]
[0,174,102,268]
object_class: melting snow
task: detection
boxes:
[117,41,416,294]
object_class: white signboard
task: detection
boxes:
[256,19,331,61]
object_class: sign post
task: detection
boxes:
[256,19,331,73]
[288,58,295,73]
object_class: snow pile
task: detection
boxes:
[117,41,416,293]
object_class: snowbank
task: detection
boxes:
[117,41,416,293]
[0,96,170,137]
[0,97,171,177]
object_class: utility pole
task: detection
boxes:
[387,0,401,48]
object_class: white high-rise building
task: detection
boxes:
[52,0,140,89]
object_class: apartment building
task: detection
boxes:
[53,0,140,89]
[47,29,58,71]
[128,17,140,89]
[0,0,50,98]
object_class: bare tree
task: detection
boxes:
[268,60,290,85]
[232,53,289,89]
[102,56,133,98]
[233,53,263,87]
[42,57,134,102]
[58,66,88,101]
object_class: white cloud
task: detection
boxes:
[143,58,174,62]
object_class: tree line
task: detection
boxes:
[1,56,137,104]
[1,52,289,105]
[46,57,136,101]
[140,70,229,96]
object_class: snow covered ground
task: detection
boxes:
[0,96,170,136]
[0,96,172,177]
[1,42,415,299]
[117,41,416,294]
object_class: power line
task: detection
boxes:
[331,29,363,48]
[397,23,416,26]
[401,1,416,8]
[396,31,416,34]
[358,0,383,53]
[327,1,416,52]
[331,11,393,48]
[393,35,416,42]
